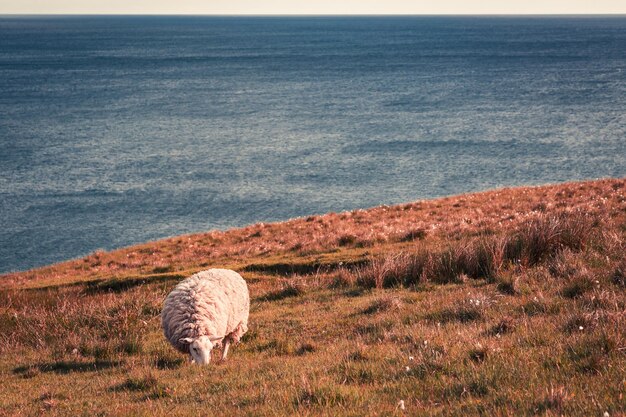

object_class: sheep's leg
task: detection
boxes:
[221,338,231,361]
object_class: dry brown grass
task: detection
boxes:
[1,178,625,416]
[4,178,624,289]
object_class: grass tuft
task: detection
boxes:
[361,296,403,315]
[262,280,307,301]
[561,273,595,299]
[427,304,483,324]
[533,386,572,414]
[485,319,515,337]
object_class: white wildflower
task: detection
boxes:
[398,400,405,410]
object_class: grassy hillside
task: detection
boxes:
[1,178,625,416]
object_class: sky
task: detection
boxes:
[1,0,625,15]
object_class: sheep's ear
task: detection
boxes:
[179,337,194,344]
[208,336,223,342]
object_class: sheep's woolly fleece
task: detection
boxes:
[162,269,249,353]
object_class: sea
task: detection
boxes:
[1,16,625,273]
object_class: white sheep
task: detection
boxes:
[162,269,249,364]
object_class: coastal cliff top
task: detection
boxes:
[3,177,625,289]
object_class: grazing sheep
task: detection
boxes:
[162,269,249,364]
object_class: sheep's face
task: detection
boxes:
[189,336,214,365]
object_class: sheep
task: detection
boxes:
[162,269,249,364]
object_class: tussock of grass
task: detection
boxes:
[296,342,317,355]
[484,319,515,337]
[112,372,173,400]
[533,386,572,415]
[361,296,403,315]
[397,228,427,242]
[496,276,517,295]
[561,273,595,299]
[567,333,617,373]
[112,374,160,392]
[261,279,308,301]
[611,259,626,287]
[348,211,598,289]
[355,252,426,288]
[294,377,359,409]
[467,346,488,363]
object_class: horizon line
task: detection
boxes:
[2,13,626,17]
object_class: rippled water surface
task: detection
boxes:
[1,16,625,272]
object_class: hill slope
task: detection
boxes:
[1,178,625,416]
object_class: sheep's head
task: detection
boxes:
[180,335,221,365]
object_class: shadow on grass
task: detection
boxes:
[13,360,123,377]
[425,306,483,324]
[110,375,159,392]
[244,259,367,277]
[153,357,185,370]
[109,375,173,400]
[258,285,305,302]
[83,273,185,294]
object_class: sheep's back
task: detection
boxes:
[162,269,249,352]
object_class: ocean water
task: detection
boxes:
[1,16,625,273]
